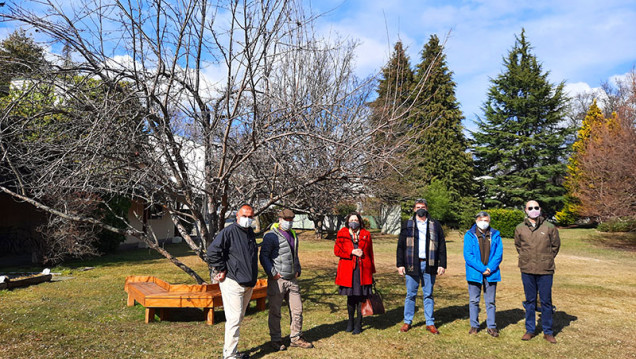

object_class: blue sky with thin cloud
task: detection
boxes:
[309,0,636,131]
[2,0,635,132]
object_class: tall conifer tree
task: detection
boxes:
[369,41,416,202]
[410,35,473,198]
[472,29,571,217]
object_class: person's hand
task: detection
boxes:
[352,248,363,257]
[397,266,406,276]
[483,268,491,276]
[437,267,446,276]
[295,272,300,278]
[271,273,281,280]
[214,270,227,282]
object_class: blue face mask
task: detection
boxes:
[349,221,360,230]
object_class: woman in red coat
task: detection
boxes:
[334,212,376,334]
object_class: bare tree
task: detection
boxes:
[1,0,426,283]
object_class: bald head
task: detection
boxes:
[525,200,540,210]
[236,205,254,220]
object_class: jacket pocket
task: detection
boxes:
[541,254,555,271]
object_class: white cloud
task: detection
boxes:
[311,0,636,130]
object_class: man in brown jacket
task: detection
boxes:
[514,200,560,344]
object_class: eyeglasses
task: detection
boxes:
[526,206,540,211]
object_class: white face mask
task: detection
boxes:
[238,216,253,228]
[476,220,490,231]
[280,219,293,231]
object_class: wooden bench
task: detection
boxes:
[124,276,268,325]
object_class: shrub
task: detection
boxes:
[487,208,525,238]
[597,217,636,232]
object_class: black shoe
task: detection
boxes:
[345,319,354,332]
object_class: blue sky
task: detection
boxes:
[2,0,635,132]
[309,0,636,131]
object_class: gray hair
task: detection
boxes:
[414,198,428,206]
[475,211,490,219]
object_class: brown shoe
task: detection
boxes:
[400,323,411,332]
[487,328,499,337]
[290,336,314,349]
[521,332,536,341]
[426,325,440,335]
[468,327,479,335]
[270,340,286,351]
[543,334,557,344]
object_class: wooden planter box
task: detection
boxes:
[0,274,52,290]
[124,276,268,325]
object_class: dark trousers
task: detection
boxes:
[521,272,554,335]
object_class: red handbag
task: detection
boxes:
[361,282,385,317]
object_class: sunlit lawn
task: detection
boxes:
[1,228,635,358]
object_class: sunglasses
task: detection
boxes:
[526,206,540,211]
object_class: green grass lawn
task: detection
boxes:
[1,228,635,358]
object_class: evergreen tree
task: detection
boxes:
[371,41,414,120]
[0,29,48,96]
[472,29,571,217]
[556,100,604,224]
[410,35,474,199]
[369,41,416,202]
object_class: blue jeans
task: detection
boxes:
[468,280,497,329]
[404,261,436,326]
[521,273,554,335]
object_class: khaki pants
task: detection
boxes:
[267,277,303,341]
[219,277,254,359]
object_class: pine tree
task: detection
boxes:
[371,41,414,120]
[472,29,571,217]
[369,41,416,202]
[0,29,48,96]
[410,35,474,199]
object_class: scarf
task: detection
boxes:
[405,218,439,271]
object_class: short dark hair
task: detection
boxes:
[414,198,428,207]
[345,212,364,229]
[475,211,490,219]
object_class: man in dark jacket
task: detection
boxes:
[207,204,258,359]
[396,199,447,334]
[514,200,560,344]
[259,209,313,351]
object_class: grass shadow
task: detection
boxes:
[245,306,405,359]
[544,310,578,336]
[493,308,525,330]
[409,304,469,330]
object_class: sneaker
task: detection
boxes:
[270,341,286,351]
[290,336,314,349]
[468,327,479,335]
[487,328,499,338]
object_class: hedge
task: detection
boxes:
[487,208,526,238]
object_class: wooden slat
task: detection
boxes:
[125,276,268,325]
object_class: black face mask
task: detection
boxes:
[415,208,428,218]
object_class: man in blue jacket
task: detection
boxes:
[207,204,258,359]
[463,211,503,337]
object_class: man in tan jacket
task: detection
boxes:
[514,200,560,344]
